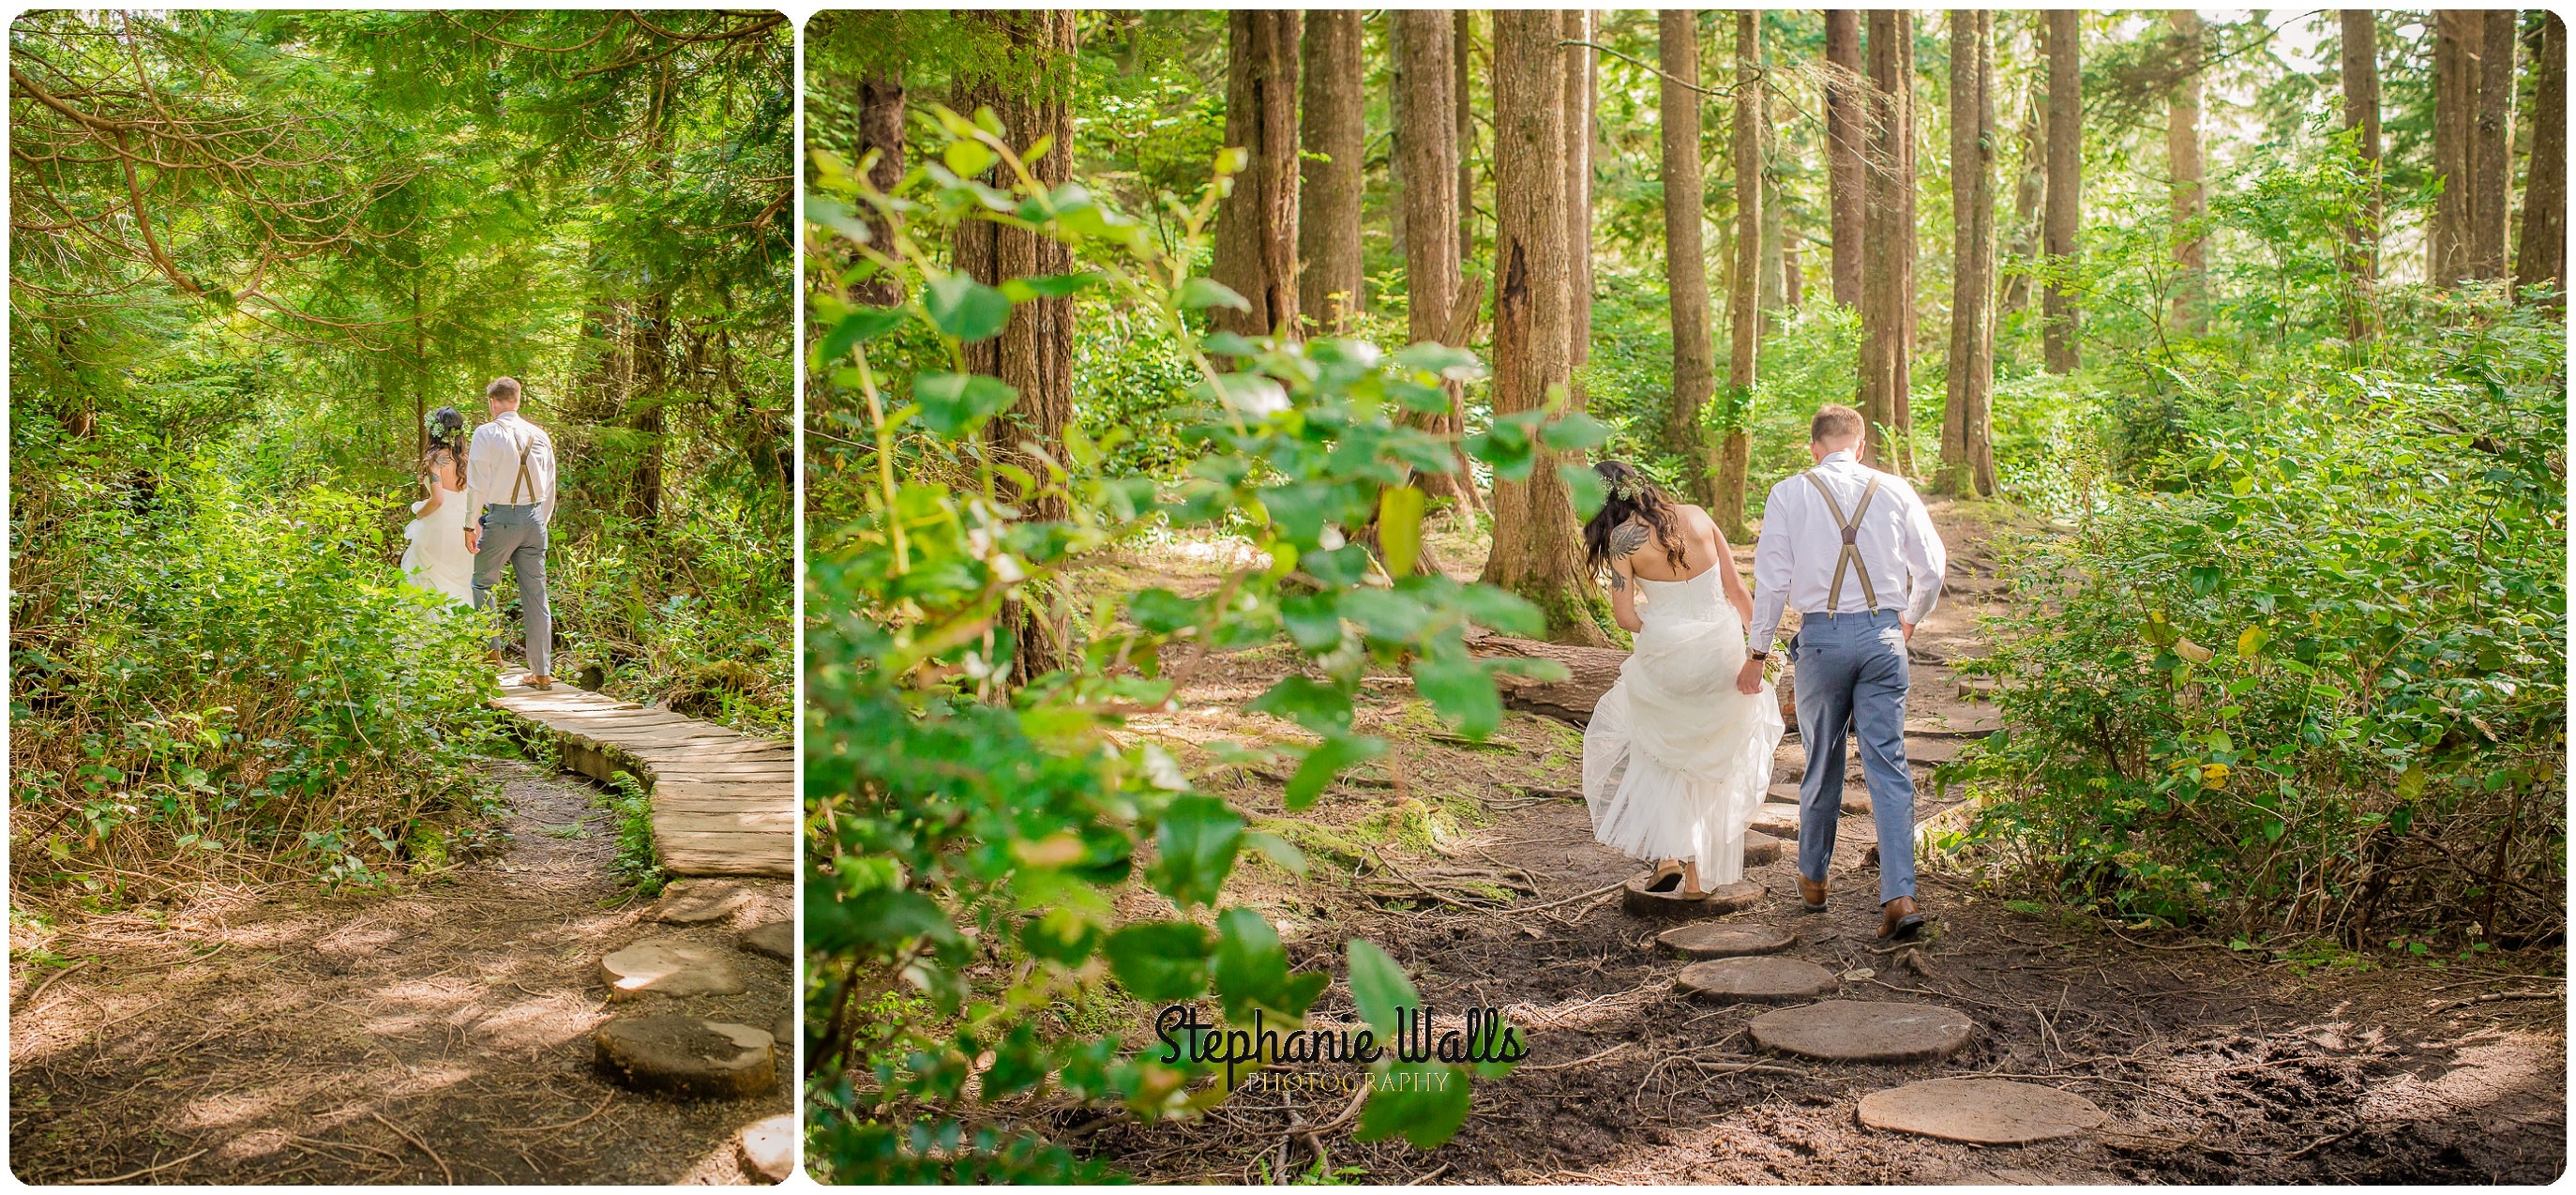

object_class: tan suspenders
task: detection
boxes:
[1802,470,1882,614]
[466,421,543,506]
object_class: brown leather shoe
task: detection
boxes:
[1878,895,1928,941]
[525,673,553,690]
[1797,872,1829,913]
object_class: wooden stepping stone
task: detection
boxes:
[740,921,792,961]
[1658,922,1796,960]
[1750,1000,1974,1063]
[1859,1078,2107,1143]
[650,880,749,925]
[1742,830,1781,866]
[601,937,746,1001]
[1621,874,1765,919]
[595,1015,776,1097]
[1905,737,1966,764]
[1750,804,1801,839]
[739,1112,795,1180]
[1676,956,1838,1005]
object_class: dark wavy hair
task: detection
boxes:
[1582,461,1688,573]
[421,405,467,478]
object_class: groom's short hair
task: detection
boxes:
[486,376,522,404]
[1811,403,1863,446]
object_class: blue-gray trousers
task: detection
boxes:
[472,504,550,675]
[1790,607,1916,904]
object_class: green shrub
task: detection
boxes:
[804,111,1569,1181]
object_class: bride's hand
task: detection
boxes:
[464,527,481,553]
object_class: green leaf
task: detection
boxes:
[1177,277,1252,311]
[1338,588,1432,644]
[1277,593,1348,652]
[1454,584,1544,638]
[807,885,957,954]
[1410,652,1502,740]
[1463,424,1537,481]
[1248,674,1353,734]
[1353,1062,1473,1149]
[942,138,996,179]
[1391,341,1485,380]
[1213,906,1289,1021]
[1104,921,1213,1001]
[1126,588,1200,635]
[1284,732,1385,809]
[1559,463,1607,520]
[1344,939,1419,1042]
[817,307,908,363]
[1018,907,1102,965]
[1243,830,1308,876]
[911,371,1020,437]
[926,272,1015,342]
[1540,410,1611,451]
[1147,795,1243,909]
[1378,486,1425,578]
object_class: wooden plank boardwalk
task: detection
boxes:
[490,672,792,877]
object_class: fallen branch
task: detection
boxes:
[16,958,89,1011]
[495,1089,615,1134]
[70,1149,207,1185]
[1517,1041,1634,1073]
[1514,880,1625,914]
[372,1111,454,1184]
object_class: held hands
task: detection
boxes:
[1902,620,1916,642]
[1735,657,1766,695]
[464,527,481,553]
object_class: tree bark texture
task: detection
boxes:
[2002,81,2043,318]
[1394,10,1477,509]
[954,10,1078,683]
[1860,10,1916,467]
[2042,8,2081,373]
[1659,8,1720,510]
[2515,13,2566,307]
[2471,9,2517,280]
[1213,9,1302,337]
[1456,10,1478,262]
[2434,9,2473,286]
[852,70,906,308]
[2166,10,2207,332]
[1563,9,1596,415]
[1823,10,1865,310]
[1717,9,1760,539]
[2342,9,2382,332]
[1941,9,1996,498]
[1299,9,1365,333]
[1483,8,1606,646]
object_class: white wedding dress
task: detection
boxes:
[1581,566,1785,885]
[400,480,476,610]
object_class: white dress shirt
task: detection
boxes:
[1746,449,1947,652]
[468,410,559,524]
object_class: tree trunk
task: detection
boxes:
[1716,9,1760,540]
[2434,9,2474,286]
[2515,13,2566,308]
[1300,10,1364,334]
[1893,15,1918,473]
[852,70,907,308]
[1824,10,1865,310]
[1214,10,1302,337]
[2042,8,2081,373]
[1455,10,1478,263]
[2471,9,2517,280]
[2166,11,2206,333]
[1660,9,1720,510]
[1941,9,1996,498]
[2342,9,2382,335]
[1395,10,1477,511]
[1759,86,1786,333]
[1563,9,1596,415]
[2002,78,2043,319]
[955,10,1078,683]
[1784,238,1804,308]
[1860,10,1915,467]
[1483,8,1606,646]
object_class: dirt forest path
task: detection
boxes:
[1091,500,2567,1184]
[8,760,791,1185]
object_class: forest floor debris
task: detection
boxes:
[9,761,791,1184]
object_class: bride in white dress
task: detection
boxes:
[399,406,476,610]
[1580,461,1784,897]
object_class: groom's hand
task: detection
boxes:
[464,528,481,553]
[1901,620,1916,642]
[1735,658,1765,695]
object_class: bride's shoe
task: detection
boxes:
[1643,862,1687,894]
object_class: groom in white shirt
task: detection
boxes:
[466,376,560,689]
[1739,404,1947,941]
